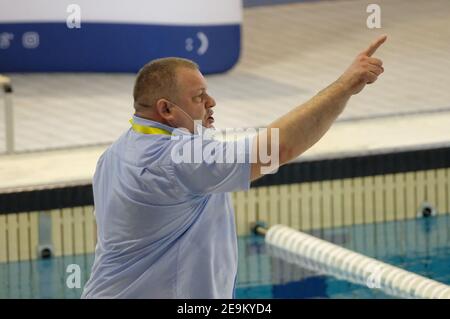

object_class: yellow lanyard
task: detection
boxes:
[129,119,172,135]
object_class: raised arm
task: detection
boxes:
[251,35,387,181]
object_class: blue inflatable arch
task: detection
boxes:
[0,0,242,74]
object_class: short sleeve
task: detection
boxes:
[168,135,253,195]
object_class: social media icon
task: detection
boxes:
[0,33,14,49]
[22,32,40,49]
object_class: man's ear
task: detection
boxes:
[155,99,172,119]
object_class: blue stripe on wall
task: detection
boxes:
[0,23,241,74]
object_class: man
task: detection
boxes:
[82,35,387,298]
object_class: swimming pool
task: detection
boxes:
[1,214,448,299]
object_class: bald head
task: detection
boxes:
[133,57,199,111]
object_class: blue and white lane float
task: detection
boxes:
[255,224,450,299]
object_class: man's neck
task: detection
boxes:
[134,112,172,128]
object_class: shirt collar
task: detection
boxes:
[132,115,192,136]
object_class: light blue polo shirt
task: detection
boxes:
[81,115,252,299]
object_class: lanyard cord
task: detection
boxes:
[129,119,172,135]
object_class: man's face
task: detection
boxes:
[173,67,216,132]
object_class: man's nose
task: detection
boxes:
[207,94,216,108]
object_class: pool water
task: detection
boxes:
[236,214,450,299]
[1,214,449,299]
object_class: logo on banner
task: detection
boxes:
[0,33,14,49]
[185,32,209,55]
[22,32,40,49]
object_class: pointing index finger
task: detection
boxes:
[362,34,387,57]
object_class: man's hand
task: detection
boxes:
[250,35,388,181]
[338,35,387,95]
